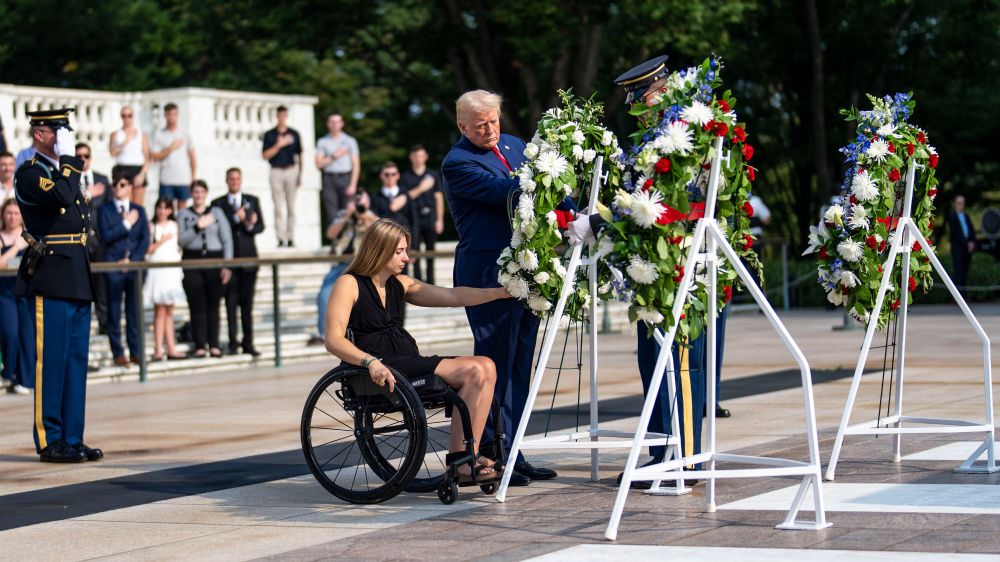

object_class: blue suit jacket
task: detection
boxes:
[441,133,527,254]
[97,201,150,263]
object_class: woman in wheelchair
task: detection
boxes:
[324,218,509,483]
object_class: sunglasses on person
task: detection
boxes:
[382,171,399,177]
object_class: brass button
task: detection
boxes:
[60,208,66,214]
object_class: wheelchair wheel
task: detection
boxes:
[301,366,427,504]
[437,480,458,505]
[480,482,498,495]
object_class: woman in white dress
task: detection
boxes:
[145,197,186,360]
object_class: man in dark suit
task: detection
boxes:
[442,89,571,486]
[212,167,264,357]
[14,109,102,462]
[97,176,150,366]
[948,194,977,298]
[76,142,111,335]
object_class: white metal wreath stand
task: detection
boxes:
[825,159,998,480]
[495,156,690,503]
[605,137,830,540]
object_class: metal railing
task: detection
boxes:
[0,249,455,382]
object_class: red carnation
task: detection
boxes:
[908,276,917,293]
[877,264,883,273]
[888,143,896,153]
[929,153,939,168]
[841,286,850,295]
[703,120,716,132]
[742,143,754,162]
[866,235,877,249]
[643,178,654,191]
[673,265,685,283]
[669,235,684,245]
[718,99,731,113]
[928,187,938,197]
[742,234,754,251]
[819,246,829,259]
[655,157,672,174]
[732,126,747,142]
[907,143,915,156]
[714,121,729,137]
[891,299,900,310]
[888,168,901,183]
[879,240,887,252]
[849,195,857,205]
[917,131,927,144]
[742,201,754,217]
[680,314,686,320]
[912,241,921,252]
[747,166,756,181]
[723,285,733,303]
[702,163,712,170]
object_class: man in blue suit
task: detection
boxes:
[97,176,149,366]
[442,90,559,486]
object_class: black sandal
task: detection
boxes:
[446,451,500,484]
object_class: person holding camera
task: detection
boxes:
[308,191,378,346]
[212,167,264,357]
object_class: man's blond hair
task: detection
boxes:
[455,90,503,125]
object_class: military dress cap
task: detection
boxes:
[614,55,669,105]
[27,108,75,131]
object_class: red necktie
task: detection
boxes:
[492,146,512,172]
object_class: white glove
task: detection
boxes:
[55,128,77,158]
[566,214,595,245]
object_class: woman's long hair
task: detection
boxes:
[0,199,19,231]
[345,219,410,277]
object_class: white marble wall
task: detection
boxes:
[0,84,320,251]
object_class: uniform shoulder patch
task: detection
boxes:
[39,177,55,191]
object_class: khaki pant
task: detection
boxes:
[270,166,299,243]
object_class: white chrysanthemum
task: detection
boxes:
[528,294,552,312]
[601,131,614,146]
[824,204,844,226]
[629,189,666,228]
[656,121,695,155]
[851,170,879,202]
[847,206,869,230]
[866,139,890,162]
[518,249,539,271]
[838,270,860,288]
[572,129,586,144]
[681,100,714,126]
[572,145,584,161]
[535,151,569,177]
[523,143,539,160]
[848,308,870,324]
[635,307,665,325]
[507,277,530,300]
[517,194,534,223]
[837,239,864,262]
[510,228,523,248]
[626,256,659,285]
[498,271,511,286]
[506,261,521,274]
[876,123,896,138]
[534,271,550,285]
[827,289,845,306]
[582,149,596,163]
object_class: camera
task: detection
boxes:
[353,193,368,215]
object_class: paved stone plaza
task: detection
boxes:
[2,305,1000,561]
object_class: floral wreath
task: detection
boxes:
[805,93,939,328]
[599,56,760,342]
[497,90,624,321]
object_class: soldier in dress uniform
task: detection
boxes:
[13,108,103,463]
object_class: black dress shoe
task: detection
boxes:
[507,470,531,487]
[514,460,557,480]
[243,346,262,358]
[39,441,85,463]
[716,404,731,418]
[227,344,240,355]
[79,444,104,461]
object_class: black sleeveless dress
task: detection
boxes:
[345,273,447,378]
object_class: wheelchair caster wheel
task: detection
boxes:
[438,481,458,505]
[480,482,498,495]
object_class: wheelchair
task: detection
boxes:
[301,364,507,505]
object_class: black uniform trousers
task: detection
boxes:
[226,268,258,349]
[182,250,226,350]
[411,217,437,284]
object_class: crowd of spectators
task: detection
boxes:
[1,104,446,381]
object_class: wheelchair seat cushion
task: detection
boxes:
[408,373,452,397]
